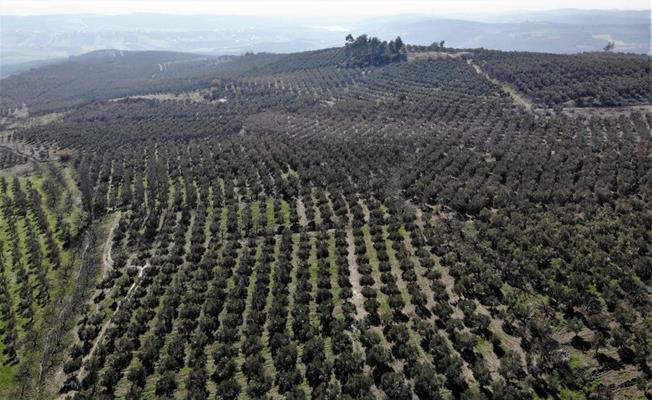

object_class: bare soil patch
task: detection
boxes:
[296,197,308,226]
[346,226,366,321]
[408,51,468,62]
[563,105,652,119]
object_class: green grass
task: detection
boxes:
[167,177,176,208]
[568,354,585,370]
[220,207,229,236]
[327,232,342,319]
[284,166,299,179]
[461,220,478,239]
[308,236,319,325]
[250,200,261,232]
[559,387,586,400]
[265,197,276,229]
[0,340,18,399]
[0,164,83,398]
[0,169,81,398]
[280,200,291,226]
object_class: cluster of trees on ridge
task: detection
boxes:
[343,34,407,67]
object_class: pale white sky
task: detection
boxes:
[1,0,649,17]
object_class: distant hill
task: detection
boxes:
[0,50,225,113]
[0,46,358,114]
[355,14,650,54]
[0,10,649,68]
[0,57,65,78]
[2,40,650,116]
[483,9,651,25]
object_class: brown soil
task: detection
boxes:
[347,226,367,321]
[296,197,308,227]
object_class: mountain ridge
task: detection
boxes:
[1,9,649,70]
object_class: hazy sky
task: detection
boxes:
[2,0,649,17]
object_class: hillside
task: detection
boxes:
[0,50,230,114]
[0,41,650,400]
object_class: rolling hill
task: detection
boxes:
[0,40,650,399]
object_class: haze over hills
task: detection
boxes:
[1,9,650,76]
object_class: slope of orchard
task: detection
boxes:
[0,162,85,398]
[0,41,649,399]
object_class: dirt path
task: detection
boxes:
[467,59,534,111]
[74,261,149,387]
[553,328,595,345]
[358,199,370,223]
[438,264,459,302]
[296,197,308,227]
[0,162,33,176]
[414,207,424,228]
[431,264,478,384]
[102,212,120,272]
[466,61,646,123]
[482,341,501,380]
[345,201,366,321]
[124,263,150,299]
[0,142,40,162]
[346,226,366,321]
[44,233,93,394]
[407,51,469,62]
[80,213,122,372]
